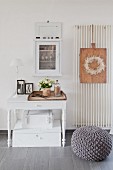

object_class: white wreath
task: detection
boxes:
[84,56,105,75]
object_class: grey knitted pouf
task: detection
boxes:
[71,126,112,161]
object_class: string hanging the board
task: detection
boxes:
[91,24,95,48]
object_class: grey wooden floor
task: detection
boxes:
[0,133,112,170]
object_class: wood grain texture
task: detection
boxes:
[28,91,67,101]
[0,148,7,162]
[23,147,50,170]
[0,147,28,170]
[80,48,106,83]
[0,134,112,170]
[49,157,74,170]
[72,154,91,170]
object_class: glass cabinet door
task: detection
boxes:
[35,41,61,76]
[39,45,56,70]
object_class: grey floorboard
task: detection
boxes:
[50,146,73,158]
[0,159,26,170]
[0,148,7,161]
[92,160,113,170]
[2,147,28,160]
[72,154,91,170]
[23,147,50,170]
[0,134,112,170]
[0,147,28,170]
[49,157,74,170]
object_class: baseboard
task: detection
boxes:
[66,130,75,134]
[0,128,110,135]
[0,130,74,135]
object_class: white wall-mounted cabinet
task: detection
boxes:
[34,39,61,76]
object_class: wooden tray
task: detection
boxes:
[28,91,67,101]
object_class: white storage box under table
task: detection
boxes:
[12,120,61,147]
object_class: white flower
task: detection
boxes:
[38,78,54,89]
[45,80,48,84]
[49,83,51,86]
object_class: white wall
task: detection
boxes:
[0,0,113,129]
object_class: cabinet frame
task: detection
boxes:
[34,39,61,76]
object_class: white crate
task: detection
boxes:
[22,110,53,129]
[12,120,61,147]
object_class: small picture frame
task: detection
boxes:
[25,83,33,94]
[17,80,25,95]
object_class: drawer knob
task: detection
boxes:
[36,104,42,107]
[36,134,39,137]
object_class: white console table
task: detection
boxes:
[7,94,67,147]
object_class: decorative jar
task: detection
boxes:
[43,88,51,97]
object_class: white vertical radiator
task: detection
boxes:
[73,25,112,128]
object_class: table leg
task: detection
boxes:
[62,109,66,147]
[8,110,11,147]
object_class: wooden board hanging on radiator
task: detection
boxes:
[80,48,106,83]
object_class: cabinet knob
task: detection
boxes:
[36,134,39,137]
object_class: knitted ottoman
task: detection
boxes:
[71,126,112,161]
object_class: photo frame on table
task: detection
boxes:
[17,80,25,94]
[25,83,33,94]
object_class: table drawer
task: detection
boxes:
[8,101,66,110]
[12,132,61,147]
